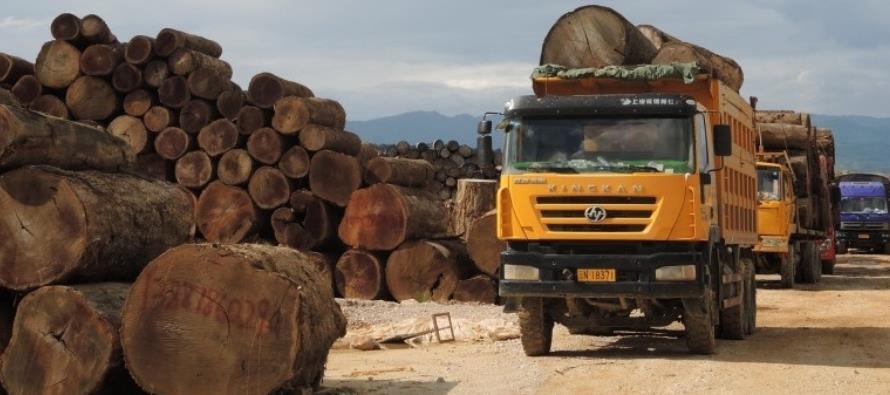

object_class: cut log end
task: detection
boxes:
[196,182,258,243]
[248,72,314,109]
[385,240,461,303]
[248,166,292,210]
[335,250,387,300]
[308,150,361,207]
[174,150,213,188]
[217,148,254,186]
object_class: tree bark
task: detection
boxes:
[143,105,175,132]
[29,94,70,119]
[248,166,292,210]
[154,28,223,58]
[80,14,117,44]
[272,97,346,134]
[452,275,497,304]
[309,150,362,207]
[10,75,41,106]
[66,76,118,120]
[335,250,388,300]
[339,183,449,251]
[450,179,497,236]
[187,67,230,100]
[124,35,155,65]
[107,114,149,154]
[0,283,141,395]
[358,143,380,167]
[168,48,232,79]
[179,98,217,134]
[50,13,83,43]
[0,166,194,290]
[755,110,812,128]
[278,145,310,179]
[120,244,345,394]
[298,125,360,154]
[364,157,434,187]
[247,127,284,165]
[385,240,464,303]
[175,150,213,188]
[36,40,82,89]
[217,148,253,186]
[80,43,121,76]
[247,72,314,109]
[637,24,681,50]
[540,5,657,67]
[122,89,154,117]
[0,87,21,107]
[0,104,133,171]
[235,105,268,135]
[132,152,170,181]
[196,182,258,243]
[158,75,190,108]
[197,118,239,156]
[652,41,744,91]
[466,211,504,278]
[154,126,192,160]
[111,62,143,93]
[143,60,169,88]
[216,86,245,120]
[757,122,811,151]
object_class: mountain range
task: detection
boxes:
[347,111,890,175]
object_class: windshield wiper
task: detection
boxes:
[622,165,661,173]
[523,163,578,173]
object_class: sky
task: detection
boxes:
[2,1,888,120]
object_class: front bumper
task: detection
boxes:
[837,230,890,247]
[498,249,705,299]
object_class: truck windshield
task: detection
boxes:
[504,116,694,174]
[757,167,781,201]
[840,197,888,214]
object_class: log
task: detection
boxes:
[124,35,155,65]
[179,98,217,133]
[248,166,291,209]
[271,207,317,251]
[358,143,380,166]
[303,198,341,248]
[143,105,175,132]
[197,118,239,156]
[143,60,169,88]
[652,41,744,91]
[0,166,194,290]
[50,13,82,42]
[451,179,497,236]
[339,184,449,250]
[385,240,463,303]
[196,182,258,243]
[637,24,681,50]
[298,125,360,154]
[154,126,191,160]
[111,62,143,93]
[122,89,154,116]
[29,94,70,119]
[158,75,190,108]
[120,244,345,394]
[0,104,133,171]
[80,43,121,76]
[395,141,410,156]
[364,157,434,187]
[216,86,245,120]
[290,189,317,213]
[0,87,20,107]
[168,48,232,78]
[457,144,473,158]
[107,114,149,154]
[335,250,388,300]
[452,275,497,304]
[10,75,41,106]
[132,153,169,181]
[247,127,284,165]
[217,148,253,185]
[174,150,213,188]
[35,40,82,89]
[755,110,812,128]
[758,122,811,151]
[272,97,346,134]
[278,145,310,179]
[306,252,336,296]
[309,150,361,207]
[154,28,223,58]
[540,5,657,68]
[466,211,504,277]
[446,140,460,152]
[236,105,267,135]
[80,14,116,44]
[247,72,314,109]
[0,284,141,395]
[65,76,118,120]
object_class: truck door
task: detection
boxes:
[695,112,715,225]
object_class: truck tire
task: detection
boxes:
[799,242,819,284]
[821,259,835,275]
[837,241,848,254]
[719,260,746,340]
[780,250,795,289]
[743,257,757,335]
[684,289,716,354]
[518,297,553,356]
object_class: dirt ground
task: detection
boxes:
[322,253,890,394]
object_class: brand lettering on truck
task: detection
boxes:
[547,184,644,194]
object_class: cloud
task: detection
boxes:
[0,16,47,30]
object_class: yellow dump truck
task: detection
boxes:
[489,64,758,355]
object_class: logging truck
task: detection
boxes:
[488,65,758,355]
[833,173,890,254]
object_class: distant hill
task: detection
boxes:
[348,111,890,175]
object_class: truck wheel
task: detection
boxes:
[799,242,818,284]
[518,297,553,356]
[742,257,756,335]
[719,267,745,340]
[684,289,716,354]
[821,259,835,275]
[837,241,848,254]
[780,251,795,289]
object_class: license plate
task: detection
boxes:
[859,234,870,239]
[578,269,616,282]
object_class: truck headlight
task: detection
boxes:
[655,265,696,281]
[503,264,540,281]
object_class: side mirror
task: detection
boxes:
[713,124,732,157]
[477,120,492,135]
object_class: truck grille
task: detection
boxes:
[841,222,887,230]
[535,196,657,233]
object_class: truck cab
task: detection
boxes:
[754,161,800,287]
[836,180,890,253]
